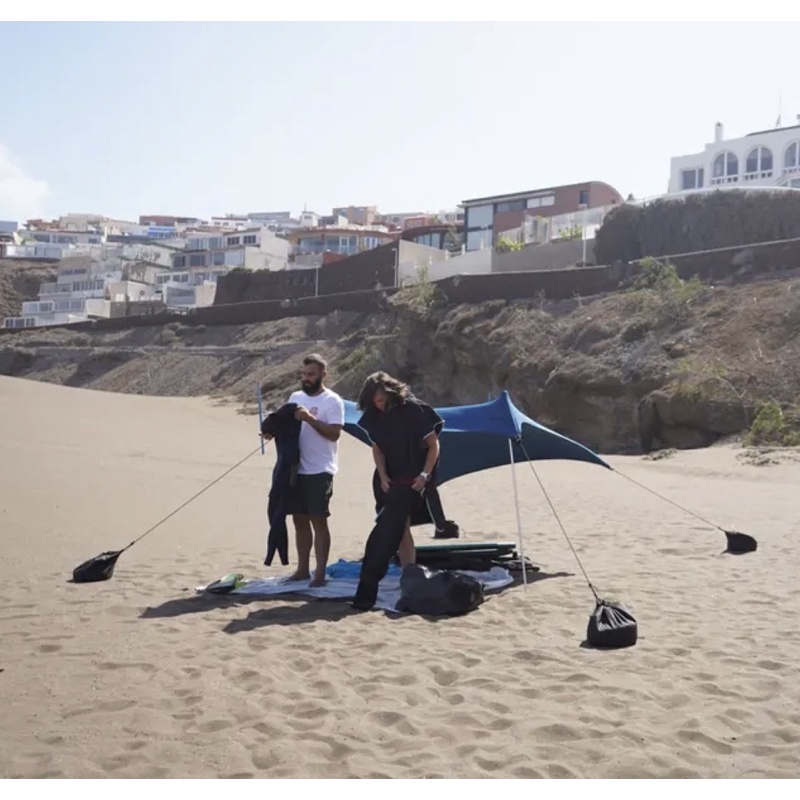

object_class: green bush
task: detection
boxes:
[595,189,800,265]
[744,402,800,447]
[622,258,708,328]
[495,236,524,252]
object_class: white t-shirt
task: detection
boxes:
[288,388,345,476]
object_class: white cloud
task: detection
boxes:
[0,142,49,222]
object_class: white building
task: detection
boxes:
[669,120,800,194]
[2,248,221,329]
[175,226,290,272]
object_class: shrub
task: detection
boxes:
[744,402,800,447]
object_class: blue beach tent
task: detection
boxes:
[343,391,610,583]
[343,390,609,484]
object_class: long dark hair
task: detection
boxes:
[357,371,410,411]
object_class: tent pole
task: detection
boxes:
[508,439,528,587]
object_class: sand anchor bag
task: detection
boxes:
[396,564,484,616]
[586,599,638,649]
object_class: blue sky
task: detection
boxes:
[1,21,799,222]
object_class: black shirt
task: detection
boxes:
[358,398,443,481]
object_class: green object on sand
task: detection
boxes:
[204,572,247,594]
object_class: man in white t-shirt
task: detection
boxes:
[281,353,345,586]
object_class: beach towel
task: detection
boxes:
[196,560,513,614]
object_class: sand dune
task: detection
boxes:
[1,375,799,778]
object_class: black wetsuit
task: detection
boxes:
[353,398,444,609]
[261,403,301,566]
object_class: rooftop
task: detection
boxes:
[746,123,800,138]
[462,180,603,207]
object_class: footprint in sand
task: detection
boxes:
[197,719,233,733]
[97,754,144,772]
[486,717,514,731]
[124,741,148,752]
[513,766,545,778]
[756,659,786,671]
[430,666,459,686]
[534,723,582,742]
[310,679,337,699]
[96,661,157,674]
[97,699,137,713]
[37,644,62,654]
[677,729,733,754]
[475,756,505,773]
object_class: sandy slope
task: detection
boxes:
[1,375,798,779]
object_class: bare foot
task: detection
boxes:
[286,570,310,582]
[309,572,327,588]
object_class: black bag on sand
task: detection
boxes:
[72,550,124,583]
[396,564,484,616]
[586,599,638,649]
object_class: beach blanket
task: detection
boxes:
[196,559,514,613]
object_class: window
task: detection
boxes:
[579,189,589,206]
[189,253,206,267]
[227,236,241,247]
[495,199,525,213]
[414,233,442,248]
[784,142,800,173]
[744,146,773,179]
[212,251,225,266]
[243,235,257,245]
[173,256,186,269]
[711,152,739,184]
[297,236,324,253]
[466,229,492,251]
[527,193,556,209]
[680,168,704,190]
[465,204,493,229]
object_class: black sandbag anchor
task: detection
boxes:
[585,598,638,649]
[724,530,758,554]
[72,550,124,583]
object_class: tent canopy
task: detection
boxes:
[343,390,610,485]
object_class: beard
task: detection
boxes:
[301,377,323,395]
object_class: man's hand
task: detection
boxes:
[411,475,427,492]
[294,407,315,423]
[379,474,390,493]
[260,432,273,443]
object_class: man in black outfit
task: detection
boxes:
[351,372,443,611]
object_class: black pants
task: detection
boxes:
[372,470,446,531]
[353,485,420,610]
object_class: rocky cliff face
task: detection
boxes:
[2,275,799,455]
[0,260,59,320]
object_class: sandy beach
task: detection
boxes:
[1,374,799,779]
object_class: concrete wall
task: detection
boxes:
[492,238,596,273]
[399,248,491,284]
[6,236,800,337]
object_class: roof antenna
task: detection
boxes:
[776,95,782,128]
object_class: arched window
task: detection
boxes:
[745,146,773,179]
[784,142,800,173]
[711,152,739,184]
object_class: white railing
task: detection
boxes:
[498,204,614,247]
[2,244,64,259]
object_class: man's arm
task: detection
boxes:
[295,407,342,441]
[412,433,440,491]
[372,444,390,490]
[421,433,440,475]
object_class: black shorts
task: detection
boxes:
[288,472,334,518]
